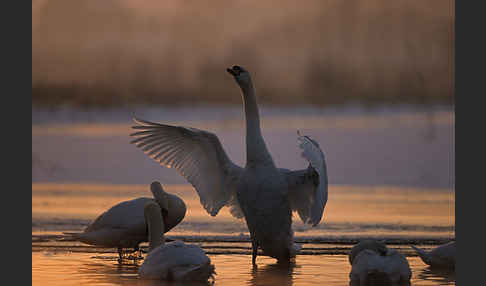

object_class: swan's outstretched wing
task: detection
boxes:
[130,118,244,218]
[284,133,328,226]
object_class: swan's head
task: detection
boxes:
[150,181,169,213]
[226,65,252,88]
[150,181,187,232]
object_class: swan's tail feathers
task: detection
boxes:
[411,245,430,264]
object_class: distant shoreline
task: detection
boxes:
[32,83,454,109]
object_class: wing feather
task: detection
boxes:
[130,118,244,217]
[285,133,328,226]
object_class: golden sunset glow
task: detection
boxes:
[33,0,454,284]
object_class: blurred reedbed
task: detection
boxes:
[32,0,454,107]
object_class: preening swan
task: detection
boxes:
[349,240,411,286]
[348,239,388,265]
[139,200,215,281]
[411,241,455,270]
[130,65,328,265]
[65,182,186,260]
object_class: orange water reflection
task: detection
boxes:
[32,183,454,238]
[32,251,455,286]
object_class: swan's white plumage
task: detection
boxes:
[292,134,328,226]
[131,119,244,218]
[131,65,328,264]
[139,201,215,281]
[139,241,214,281]
[411,241,455,269]
[66,197,151,248]
[350,248,411,285]
[64,183,186,252]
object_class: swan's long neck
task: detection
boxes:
[152,189,169,212]
[145,204,165,252]
[240,81,274,167]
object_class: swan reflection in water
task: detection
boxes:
[138,279,214,286]
[416,267,455,286]
[249,261,296,286]
[75,260,139,285]
[77,259,214,286]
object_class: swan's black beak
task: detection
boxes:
[226,68,237,76]
[226,65,242,76]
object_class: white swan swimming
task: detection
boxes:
[139,199,215,281]
[65,182,186,260]
[411,241,455,270]
[349,240,411,286]
[130,65,328,265]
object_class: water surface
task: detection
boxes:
[32,105,455,285]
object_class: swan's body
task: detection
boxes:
[139,199,215,281]
[350,249,411,286]
[349,240,411,286]
[65,183,186,259]
[237,165,296,261]
[411,241,455,269]
[131,65,328,265]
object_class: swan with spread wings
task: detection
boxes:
[131,65,328,265]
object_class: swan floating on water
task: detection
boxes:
[411,241,455,270]
[65,182,186,260]
[348,239,388,265]
[130,65,328,265]
[139,199,215,281]
[349,240,411,286]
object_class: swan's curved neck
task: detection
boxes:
[240,81,274,167]
[146,206,165,252]
[152,189,169,211]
